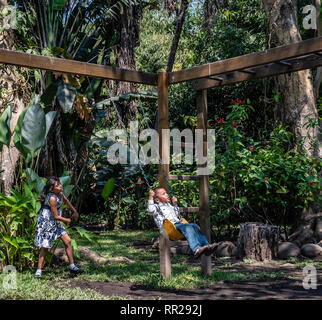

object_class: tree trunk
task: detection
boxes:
[313,0,322,98]
[166,0,189,73]
[237,222,279,261]
[261,0,321,159]
[261,0,322,244]
[0,0,26,195]
[114,5,142,125]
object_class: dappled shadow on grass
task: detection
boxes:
[49,229,318,294]
[72,260,160,283]
[73,229,159,262]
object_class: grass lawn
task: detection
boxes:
[0,229,312,300]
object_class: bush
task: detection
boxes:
[208,101,321,232]
[0,185,40,271]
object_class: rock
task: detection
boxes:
[301,243,322,258]
[291,229,314,248]
[316,215,322,241]
[318,240,322,248]
[278,242,300,259]
[215,241,238,257]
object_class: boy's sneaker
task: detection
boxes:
[205,243,218,256]
[35,270,42,277]
[193,245,208,259]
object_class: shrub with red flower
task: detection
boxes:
[231,99,243,105]
[233,123,238,128]
[248,145,254,151]
[216,118,225,124]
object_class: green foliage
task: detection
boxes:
[0,185,40,270]
[208,101,321,231]
[101,178,115,201]
[13,96,56,165]
[0,104,12,151]
[0,166,95,270]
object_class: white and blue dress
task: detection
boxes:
[34,192,67,248]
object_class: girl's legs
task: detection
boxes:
[35,247,48,277]
[60,233,83,273]
[60,233,74,265]
[37,247,49,270]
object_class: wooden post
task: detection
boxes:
[196,89,212,276]
[158,71,171,279]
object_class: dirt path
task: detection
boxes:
[64,258,322,300]
[65,278,321,300]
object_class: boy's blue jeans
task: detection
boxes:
[174,222,209,253]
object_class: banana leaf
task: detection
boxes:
[13,106,31,160]
[21,103,47,157]
[25,168,46,194]
[40,82,58,110]
[101,178,115,200]
[0,104,12,150]
[45,111,57,137]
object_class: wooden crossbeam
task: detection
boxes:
[169,36,322,84]
[276,60,292,67]
[0,49,158,85]
[169,175,201,181]
[194,53,322,90]
[239,68,256,74]
[210,75,224,81]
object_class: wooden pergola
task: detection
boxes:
[1,36,322,278]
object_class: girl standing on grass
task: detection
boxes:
[34,176,83,277]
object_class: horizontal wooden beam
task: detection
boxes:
[193,53,322,90]
[170,36,322,84]
[179,207,199,213]
[0,49,158,85]
[169,175,201,181]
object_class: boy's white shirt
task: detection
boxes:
[147,200,181,234]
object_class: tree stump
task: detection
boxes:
[237,222,279,261]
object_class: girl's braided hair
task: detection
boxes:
[38,176,60,204]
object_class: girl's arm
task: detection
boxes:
[49,196,71,226]
[62,193,79,222]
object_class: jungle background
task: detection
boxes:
[0,0,321,271]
